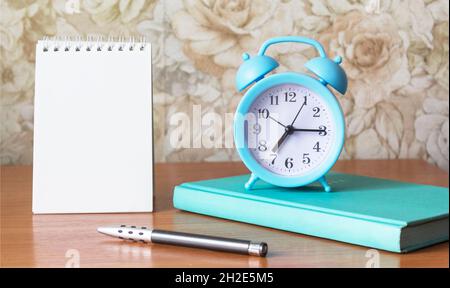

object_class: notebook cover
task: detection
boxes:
[33,39,153,213]
[173,172,449,252]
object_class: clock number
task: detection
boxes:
[285,157,294,169]
[270,95,279,105]
[313,107,320,117]
[313,141,321,152]
[302,153,311,164]
[303,96,308,106]
[318,125,327,136]
[284,92,296,102]
[270,153,277,165]
[253,123,261,135]
[258,109,269,119]
[258,140,267,152]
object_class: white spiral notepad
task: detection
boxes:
[33,38,153,213]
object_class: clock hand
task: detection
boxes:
[271,98,307,153]
[271,125,294,153]
[289,97,307,126]
[271,131,289,153]
[292,128,325,133]
[268,115,287,128]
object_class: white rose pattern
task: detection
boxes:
[0,0,448,171]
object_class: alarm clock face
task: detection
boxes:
[246,83,335,176]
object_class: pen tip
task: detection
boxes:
[97,226,115,236]
[97,226,107,234]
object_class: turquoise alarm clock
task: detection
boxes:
[234,36,348,192]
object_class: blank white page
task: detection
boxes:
[33,40,153,213]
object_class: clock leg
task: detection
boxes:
[318,176,331,192]
[245,173,259,191]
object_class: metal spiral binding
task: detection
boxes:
[41,36,148,52]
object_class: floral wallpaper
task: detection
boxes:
[0,0,448,170]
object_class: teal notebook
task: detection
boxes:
[173,172,449,253]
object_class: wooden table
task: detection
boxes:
[1,160,448,268]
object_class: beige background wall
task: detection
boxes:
[1,0,448,170]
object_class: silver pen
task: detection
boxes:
[97,225,268,257]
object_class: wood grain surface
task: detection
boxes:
[0,160,448,267]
